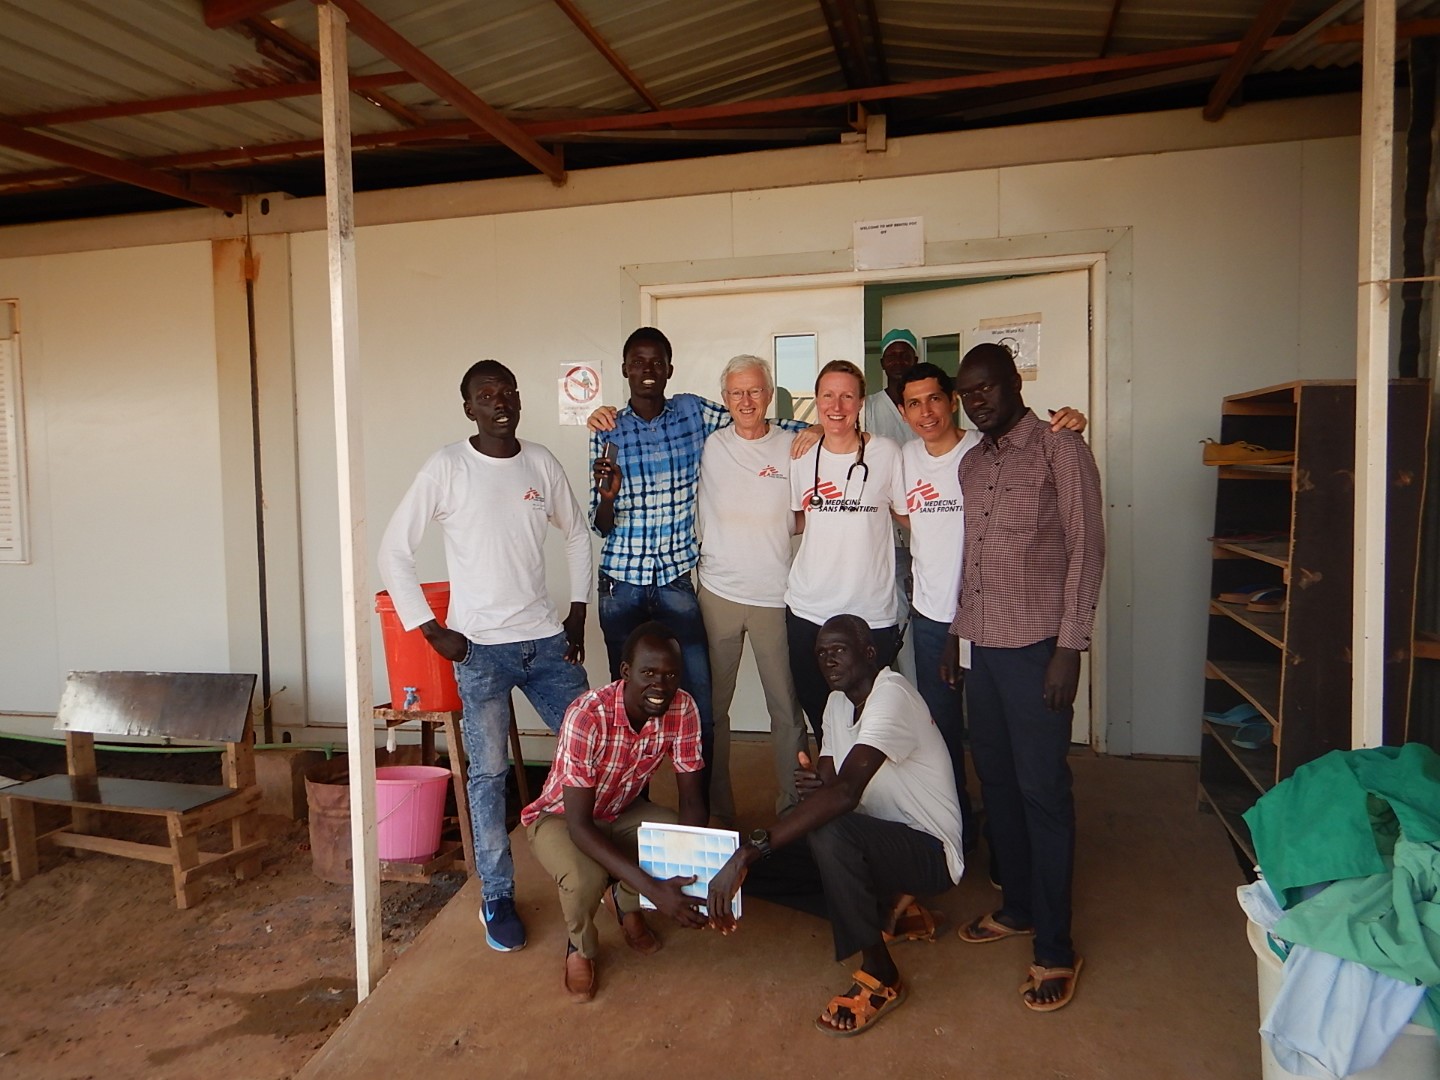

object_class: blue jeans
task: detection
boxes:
[597,572,714,769]
[910,611,975,852]
[453,631,588,901]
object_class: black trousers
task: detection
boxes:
[807,811,953,961]
[966,638,1076,968]
[785,609,899,745]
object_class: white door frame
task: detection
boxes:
[622,228,1135,755]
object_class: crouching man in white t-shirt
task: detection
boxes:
[706,614,964,1038]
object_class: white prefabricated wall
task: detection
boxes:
[0,243,243,710]
[0,108,1361,758]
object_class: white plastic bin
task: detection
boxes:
[1249,919,1440,1079]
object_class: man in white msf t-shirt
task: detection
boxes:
[897,361,1087,856]
[378,359,590,955]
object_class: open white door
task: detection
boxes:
[656,285,864,732]
[884,270,1095,745]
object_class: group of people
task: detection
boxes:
[377,324,1105,1034]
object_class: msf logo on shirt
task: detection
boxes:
[757,464,786,479]
[906,479,961,515]
[803,481,877,514]
[523,487,547,511]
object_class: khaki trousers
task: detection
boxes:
[698,583,808,819]
[526,799,678,958]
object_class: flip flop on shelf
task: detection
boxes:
[1201,703,1261,728]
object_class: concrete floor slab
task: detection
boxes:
[299,749,1258,1079]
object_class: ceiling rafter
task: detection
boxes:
[816,0,861,87]
[550,0,662,110]
[6,72,414,128]
[1098,0,1125,58]
[862,0,889,84]
[833,0,878,85]
[324,0,566,182]
[1204,0,1298,121]
[816,0,883,88]
[238,14,425,127]
[0,118,241,212]
[0,32,1297,197]
[201,0,288,28]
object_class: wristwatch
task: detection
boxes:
[748,828,772,859]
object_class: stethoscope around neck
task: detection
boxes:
[809,430,869,508]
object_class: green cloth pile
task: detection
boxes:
[1243,743,1440,1029]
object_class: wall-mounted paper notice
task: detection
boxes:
[972,313,1042,380]
[854,216,923,270]
[559,362,602,425]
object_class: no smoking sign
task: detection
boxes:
[558,362,603,425]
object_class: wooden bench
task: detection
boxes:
[1,671,267,909]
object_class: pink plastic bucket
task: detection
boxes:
[374,765,450,861]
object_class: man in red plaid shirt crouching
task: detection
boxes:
[521,621,709,1002]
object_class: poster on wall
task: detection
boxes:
[971,312,1042,380]
[558,362,602,425]
[853,216,924,270]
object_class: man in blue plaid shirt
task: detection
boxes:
[590,327,808,789]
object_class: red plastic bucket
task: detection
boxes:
[375,765,451,861]
[375,582,462,712]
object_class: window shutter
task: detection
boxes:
[0,301,29,563]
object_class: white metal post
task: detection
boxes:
[1353,0,1396,749]
[318,2,384,996]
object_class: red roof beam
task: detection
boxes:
[6,72,413,128]
[0,31,1298,194]
[1319,17,1440,43]
[0,118,242,212]
[551,0,662,110]
[239,14,425,127]
[326,0,565,182]
[1204,0,1298,121]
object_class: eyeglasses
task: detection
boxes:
[724,388,767,401]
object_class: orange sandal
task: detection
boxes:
[814,970,908,1037]
[1020,956,1084,1012]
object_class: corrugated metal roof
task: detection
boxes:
[0,0,1429,221]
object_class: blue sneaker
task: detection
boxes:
[481,895,526,952]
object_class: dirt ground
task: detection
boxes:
[0,738,466,1080]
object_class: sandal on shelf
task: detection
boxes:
[1020,956,1084,1012]
[1201,702,1260,728]
[958,911,1034,944]
[1232,720,1273,751]
[814,970,908,1037]
[883,899,941,944]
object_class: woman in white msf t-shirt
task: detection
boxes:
[785,360,907,743]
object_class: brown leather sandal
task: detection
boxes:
[814,970,908,1037]
[958,910,1035,943]
[1020,955,1084,1012]
[883,899,940,943]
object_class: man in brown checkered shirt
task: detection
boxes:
[946,342,1104,1014]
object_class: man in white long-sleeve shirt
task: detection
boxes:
[378,359,590,954]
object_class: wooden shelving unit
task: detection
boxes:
[1199,380,1431,867]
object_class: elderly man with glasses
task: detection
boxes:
[695,355,812,823]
